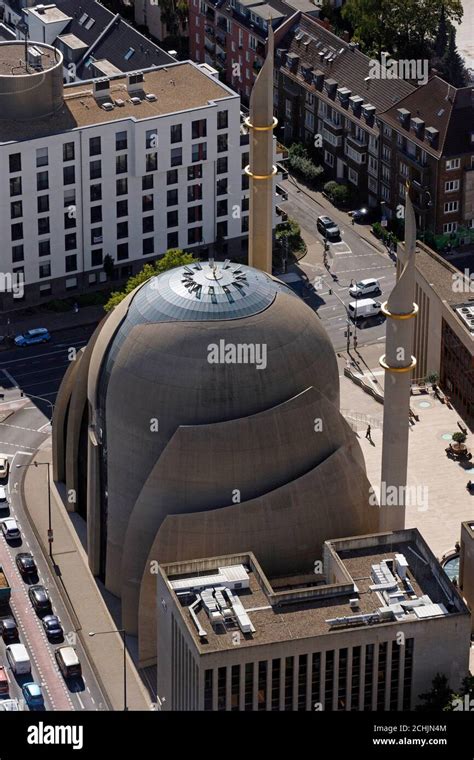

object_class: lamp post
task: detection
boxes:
[20,392,54,423]
[89,629,128,711]
[16,461,52,558]
[421,190,432,242]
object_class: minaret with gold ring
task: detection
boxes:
[378,185,418,531]
[246,24,277,273]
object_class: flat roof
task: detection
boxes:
[28,6,71,24]
[57,33,89,51]
[92,59,123,77]
[161,531,466,654]
[0,61,234,143]
[0,42,59,76]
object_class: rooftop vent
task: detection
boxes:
[411,116,425,136]
[363,103,376,120]
[324,78,338,96]
[101,101,114,111]
[397,107,411,126]
[127,71,144,94]
[93,79,110,99]
[313,69,324,88]
[349,94,363,112]
[145,93,157,101]
[130,96,141,105]
[425,126,439,146]
[114,98,125,107]
[337,86,351,103]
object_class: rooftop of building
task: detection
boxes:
[277,15,415,128]
[0,40,59,75]
[415,241,474,339]
[23,0,174,78]
[160,529,467,654]
[0,61,235,143]
[379,77,474,159]
[204,0,314,37]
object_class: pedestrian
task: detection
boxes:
[365,424,372,442]
[351,215,355,226]
[73,301,79,313]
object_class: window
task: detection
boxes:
[116,178,128,195]
[12,244,24,263]
[192,119,207,139]
[188,164,202,180]
[216,199,228,217]
[445,179,460,192]
[381,165,390,182]
[171,147,182,167]
[91,206,102,224]
[443,221,458,233]
[146,153,158,172]
[241,215,249,233]
[38,217,50,235]
[89,136,101,156]
[399,182,406,198]
[382,145,391,161]
[117,242,129,260]
[63,142,75,161]
[242,173,249,190]
[39,263,51,279]
[167,210,178,227]
[167,170,178,185]
[146,129,158,149]
[65,254,77,273]
[117,199,128,217]
[143,216,154,233]
[142,194,153,212]
[188,226,202,244]
[217,110,228,129]
[91,249,103,267]
[188,183,203,201]
[192,143,207,162]
[399,162,409,178]
[444,200,459,213]
[9,153,21,173]
[142,175,153,190]
[143,237,154,255]
[91,228,102,245]
[241,152,249,170]
[305,110,314,131]
[383,125,392,137]
[38,240,50,257]
[167,231,179,248]
[217,220,227,238]
[242,197,249,212]
[117,222,128,239]
[63,166,75,185]
[217,134,228,153]
[116,155,128,174]
[10,201,22,219]
[324,150,334,167]
[217,157,228,174]
[36,147,48,167]
[116,131,128,151]
[37,172,49,191]
[381,185,390,201]
[90,184,102,202]
[38,195,49,213]
[10,177,21,196]
[167,189,178,206]
[65,233,77,250]
[64,209,76,229]
[446,158,460,170]
[188,205,202,223]
[170,124,182,143]
[11,223,23,241]
[90,161,101,180]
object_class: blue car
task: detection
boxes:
[14,328,51,347]
[22,682,44,708]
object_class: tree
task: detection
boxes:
[104,249,197,312]
[416,673,455,711]
[288,143,323,185]
[452,431,467,444]
[103,254,115,280]
[440,28,467,87]
[434,5,448,58]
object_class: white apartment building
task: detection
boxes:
[0,41,270,310]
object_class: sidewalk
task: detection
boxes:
[21,439,152,711]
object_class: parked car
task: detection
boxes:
[42,614,63,641]
[22,682,44,709]
[349,278,381,298]
[16,552,37,578]
[0,665,9,694]
[0,486,8,505]
[1,518,20,541]
[28,585,51,615]
[14,328,51,347]
[55,646,82,679]
[0,616,18,643]
[348,298,382,321]
[0,455,9,479]
[5,643,30,675]
[317,215,340,240]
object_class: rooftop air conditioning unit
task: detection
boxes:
[349,598,359,609]
[130,96,141,105]
[145,93,157,101]
[101,102,114,111]
[115,98,125,107]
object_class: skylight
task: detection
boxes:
[85,17,95,30]
[124,47,135,61]
[79,13,88,25]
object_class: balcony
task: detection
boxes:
[206,8,215,20]
[216,51,227,66]
[217,15,227,30]
[399,145,429,169]
[346,133,368,149]
[323,116,343,133]
[204,25,215,37]
[216,30,226,46]
[204,39,215,53]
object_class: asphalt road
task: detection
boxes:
[0,322,108,712]
[280,178,397,351]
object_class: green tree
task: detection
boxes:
[416,673,455,711]
[434,5,448,58]
[103,253,115,280]
[440,28,467,87]
[104,249,197,312]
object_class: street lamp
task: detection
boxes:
[421,190,433,242]
[89,629,128,711]
[20,392,54,423]
[16,461,52,558]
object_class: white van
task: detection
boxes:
[348,298,382,321]
[6,643,31,675]
[349,278,381,298]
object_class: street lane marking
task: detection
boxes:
[0,342,87,367]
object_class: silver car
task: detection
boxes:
[1,519,20,541]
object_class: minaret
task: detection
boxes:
[246,25,277,273]
[378,188,418,531]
